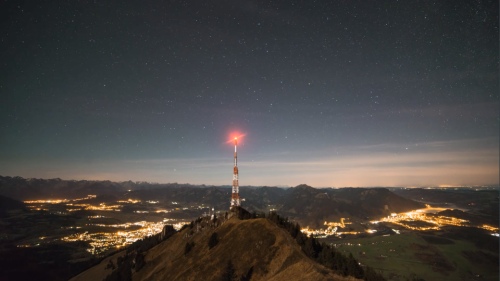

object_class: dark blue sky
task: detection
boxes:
[1,1,498,187]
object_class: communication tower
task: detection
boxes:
[230,137,241,208]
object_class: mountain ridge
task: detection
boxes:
[279,185,425,228]
[0,176,425,227]
[74,212,367,281]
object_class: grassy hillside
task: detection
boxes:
[76,215,361,281]
[135,217,356,280]
[70,251,126,281]
[324,232,499,281]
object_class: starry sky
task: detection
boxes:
[1,0,498,187]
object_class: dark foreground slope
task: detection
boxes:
[74,216,359,281]
[138,217,356,281]
[0,195,25,217]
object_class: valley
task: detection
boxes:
[0,176,498,280]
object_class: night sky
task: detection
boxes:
[1,1,498,187]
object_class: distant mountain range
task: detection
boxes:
[0,175,275,201]
[0,176,425,227]
[278,184,424,227]
[393,187,499,222]
[392,188,498,204]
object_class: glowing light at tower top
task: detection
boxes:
[225,133,246,144]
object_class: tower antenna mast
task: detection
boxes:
[231,137,241,208]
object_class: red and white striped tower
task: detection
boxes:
[230,137,241,208]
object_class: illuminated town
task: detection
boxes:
[300,206,499,238]
[61,220,188,255]
[372,210,499,233]
[481,224,499,232]
[24,195,97,204]
[301,218,360,238]
[24,195,125,212]
[85,203,123,211]
[20,196,213,255]
[117,199,141,204]
[20,196,500,255]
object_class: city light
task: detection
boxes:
[24,195,96,204]
[60,221,188,255]
[117,199,141,204]
[372,210,470,231]
[300,206,499,238]
[481,224,499,232]
[301,218,357,237]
